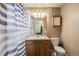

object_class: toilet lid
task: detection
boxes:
[54,46,65,53]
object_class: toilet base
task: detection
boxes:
[55,51,66,56]
[54,52,56,56]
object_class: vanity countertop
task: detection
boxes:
[26,35,50,40]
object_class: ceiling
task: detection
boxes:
[22,3,64,8]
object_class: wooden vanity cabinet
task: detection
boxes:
[25,40,54,56]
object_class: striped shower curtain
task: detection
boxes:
[0,3,31,56]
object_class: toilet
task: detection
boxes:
[51,38,66,56]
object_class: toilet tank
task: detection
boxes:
[51,38,59,46]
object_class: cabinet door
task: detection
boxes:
[25,41,35,56]
[37,40,50,56]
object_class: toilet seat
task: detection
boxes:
[54,46,65,53]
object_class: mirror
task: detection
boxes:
[35,19,42,35]
[31,15,47,35]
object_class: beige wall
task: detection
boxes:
[46,8,61,38]
[61,4,79,55]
